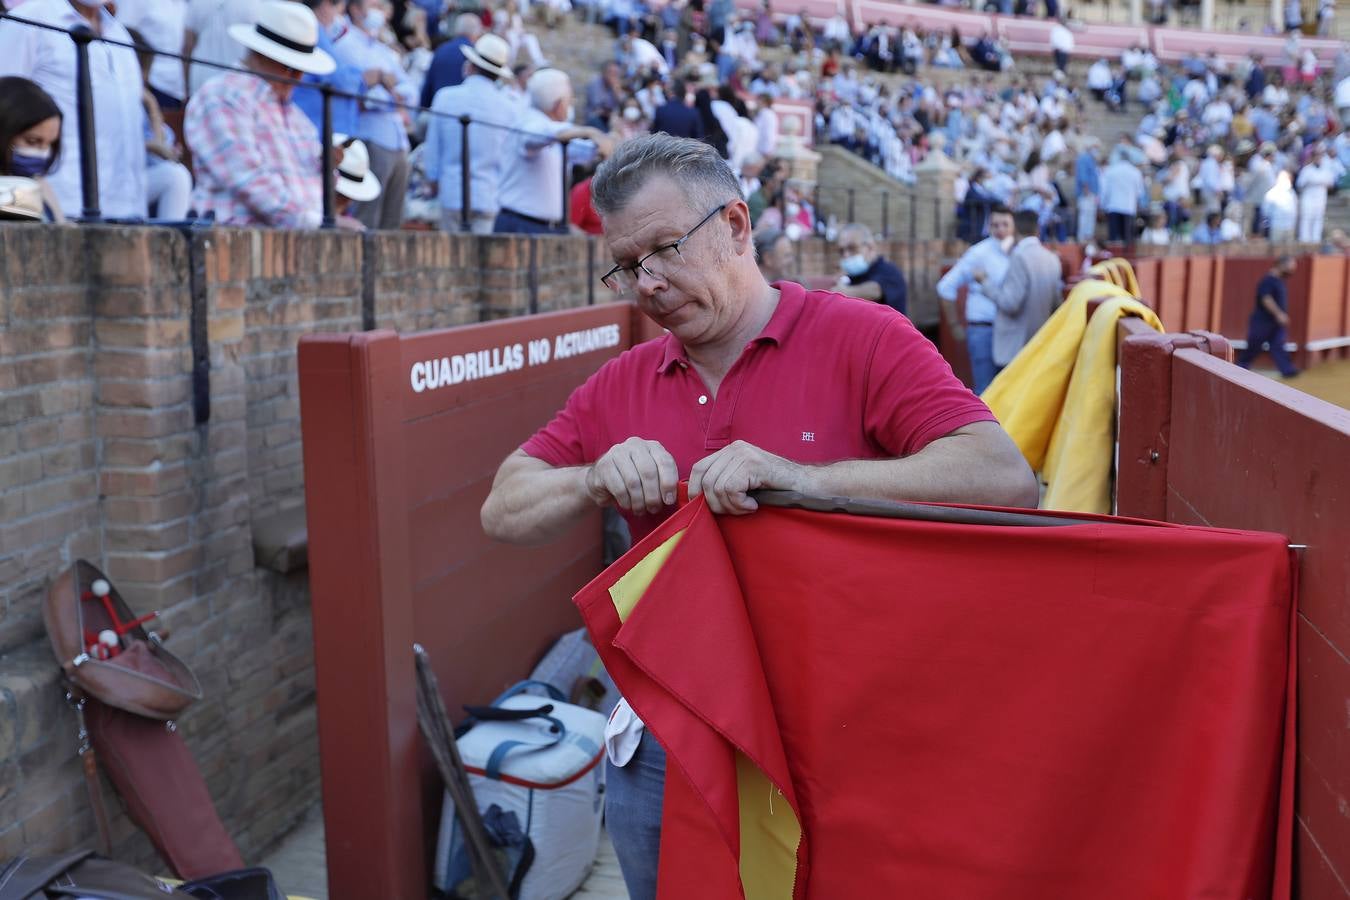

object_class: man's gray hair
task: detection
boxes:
[591,133,744,217]
[837,222,874,245]
[528,68,571,114]
[455,13,483,37]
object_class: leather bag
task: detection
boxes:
[43,560,201,720]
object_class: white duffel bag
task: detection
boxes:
[433,680,606,900]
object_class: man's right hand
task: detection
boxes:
[584,437,679,515]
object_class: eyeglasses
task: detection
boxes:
[600,203,728,292]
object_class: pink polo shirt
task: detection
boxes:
[521,281,996,541]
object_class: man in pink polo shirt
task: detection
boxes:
[480,133,1037,900]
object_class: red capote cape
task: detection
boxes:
[573,497,1296,900]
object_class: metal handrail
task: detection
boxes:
[0,10,579,228]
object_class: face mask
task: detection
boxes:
[364,8,387,31]
[565,104,576,123]
[1000,235,1016,252]
[785,202,800,216]
[10,146,52,177]
[841,253,869,276]
[623,106,641,121]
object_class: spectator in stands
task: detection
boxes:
[1262,169,1298,242]
[1048,18,1072,75]
[185,0,337,228]
[1237,254,1299,378]
[0,76,63,220]
[569,167,604,235]
[334,0,415,230]
[652,78,702,140]
[292,0,366,136]
[334,135,381,225]
[1101,151,1145,245]
[1219,202,1245,241]
[117,0,189,111]
[1296,143,1339,245]
[752,225,793,283]
[1245,141,1278,234]
[938,203,1014,394]
[495,68,612,234]
[184,0,262,97]
[835,222,907,315]
[1189,210,1221,244]
[746,159,781,226]
[1075,138,1101,243]
[420,14,483,108]
[126,27,194,219]
[0,0,147,220]
[1087,58,1112,101]
[586,61,624,130]
[423,33,515,234]
[1245,54,1266,101]
[976,208,1061,372]
[1140,209,1170,244]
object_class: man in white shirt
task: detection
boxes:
[1262,170,1298,242]
[1335,75,1350,127]
[753,94,778,158]
[1087,58,1112,99]
[183,0,261,96]
[1296,145,1340,244]
[1100,153,1145,245]
[1049,18,1073,74]
[116,0,189,108]
[494,68,612,233]
[334,0,416,229]
[0,0,147,218]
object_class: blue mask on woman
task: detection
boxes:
[9,147,53,178]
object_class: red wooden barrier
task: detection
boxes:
[1117,346,1350,899]
[297,303,641,899]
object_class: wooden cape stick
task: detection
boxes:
[413,644,513,900]
[750,490,1102,527]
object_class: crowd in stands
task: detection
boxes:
[1,0,1349,253]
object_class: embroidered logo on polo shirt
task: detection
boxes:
[802,432,815,442]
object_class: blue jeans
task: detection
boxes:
[493,208,566,235]
[605,731,666,900]
[967,324,1000,395]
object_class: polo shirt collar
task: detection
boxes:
[656,281,807,374]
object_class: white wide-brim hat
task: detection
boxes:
[462,33,514,80]
[229,0,336,76]
[333,136,382,202]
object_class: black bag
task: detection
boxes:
[0,853,284,900]
[176,867,285,900]
[0,850,179,899]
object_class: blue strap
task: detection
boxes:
[491,679,566,705]
[483,715,567,780]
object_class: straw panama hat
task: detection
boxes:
[463,34,515,80]
[333,136,382,202]
[229,1,336,75]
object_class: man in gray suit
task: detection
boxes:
[975,210,1064,373]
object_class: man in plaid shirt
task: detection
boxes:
[185,0,340,227]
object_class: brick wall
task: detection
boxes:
[0,220,941,871]
[0,223,609,872]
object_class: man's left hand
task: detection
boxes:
[689,441,806,515]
